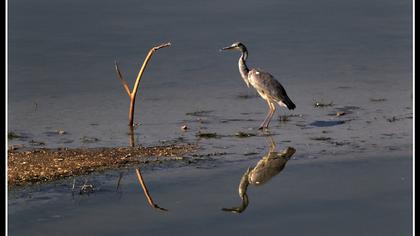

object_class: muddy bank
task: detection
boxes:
[7,144,195,186]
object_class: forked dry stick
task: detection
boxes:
[135,168,168,211]
[115,42,171,126]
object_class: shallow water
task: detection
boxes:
[8,0,412,150]
[8,151,412,236]
[8,0,413,234]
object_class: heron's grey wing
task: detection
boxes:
[249,69,296,109]
[248,69,289,102]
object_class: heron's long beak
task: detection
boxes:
[220,45,235,51]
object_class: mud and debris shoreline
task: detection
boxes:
[7,144,196,186]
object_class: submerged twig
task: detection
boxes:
[135,168,168,212]
[79,178,95,195]
[116,172,124,192]
[71,178,95,196]
[115,42,171,126]
[71,178,76,192]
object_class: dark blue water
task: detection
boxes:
[8,152,412,236]
[8,0,413,235]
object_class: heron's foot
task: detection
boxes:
[258,126,269,131]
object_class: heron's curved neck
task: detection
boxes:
[238,50,249,80]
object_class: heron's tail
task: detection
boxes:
[281,96,296,110]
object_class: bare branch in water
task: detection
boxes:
[152,42,171,50]
[128,126,136,147]
[114,43,171,126]
[114,61,131,96]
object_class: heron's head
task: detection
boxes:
[220,42,247,52]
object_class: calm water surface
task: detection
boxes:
[8,151,412,236]
[8,0,412,149]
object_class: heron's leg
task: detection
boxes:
[258,101,272,129]
[264,102,276,128]
[259,101,275,130]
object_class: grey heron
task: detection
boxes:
[221,42,296,130]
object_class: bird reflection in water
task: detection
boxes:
[222,137,296,213]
